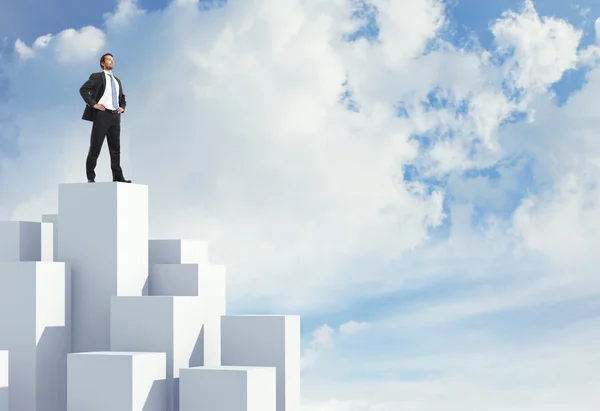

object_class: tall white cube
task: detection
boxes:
[41,214,59,261]
[57,182,148,352]
[221,316,300,411]
[0,262,71,411]
[110,296,205,411]
[0,351,8,411]
[179,366,276,411]
[148,239,209,264]
[0,221,53,262]
[67,352,166,411]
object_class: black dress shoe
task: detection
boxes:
[88,179,95,183]
[113,178,132,183]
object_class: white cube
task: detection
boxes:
[0,262,71,411]
[148,263,226,305]
[179,366,276,411]
[57,182,149,352]
[222,315,300,411]
[110,296,205,411]
[148,239,209,264]
[148,263,226,366]
[0,221,53,262]
[67,352,166,411]
[0,351,8,411]
[41,214,59,261]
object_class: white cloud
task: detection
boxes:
[301,321,371,370]
[301,325,335,371]
[14,33,52,60]
[491,0,581,91]
[14,39,34,60]
[339,320,370,335]
[32,34,53,49]
[53,26,106,63]
[103,0,146,28]
[13,26,105,63]
[578,45,600,66]
[372,0,445,65]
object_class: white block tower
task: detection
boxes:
[0,182,301,411]
[0,223,71,411]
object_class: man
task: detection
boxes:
[79,53,131,183]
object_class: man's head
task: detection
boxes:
[100,53,114,71]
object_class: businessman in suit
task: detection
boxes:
[79,53,131,183]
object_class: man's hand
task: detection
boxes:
[116,107,124,113]
[93,103,105,111]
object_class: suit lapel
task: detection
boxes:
[99,72,106,96]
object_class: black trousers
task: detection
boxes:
[85,110,124,181]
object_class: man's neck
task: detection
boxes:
[103,69,113,74]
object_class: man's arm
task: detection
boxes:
[79,73,98,108]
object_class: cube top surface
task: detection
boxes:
[224,314,300,319]
[235,314,297,317]
[59,182,147,187]
[0,220,42,225]
[58,181,148,200]
[184,366,274,372]
[70,351,165,357]
[112,295,199,302]
[0,261,66,268]
[148,239,201,243]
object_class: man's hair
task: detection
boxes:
[100,53,113,69]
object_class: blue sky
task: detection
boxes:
[1,0,600,409]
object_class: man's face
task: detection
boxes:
[102,55,114,70]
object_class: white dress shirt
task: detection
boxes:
[97,70,120,110]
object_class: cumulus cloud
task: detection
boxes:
[371,0,445,65]
[32,34,53,49]
[13,26,105,63]
[491,0,581,91]
[14,33,52,60]
[301,325,335,371]
[103,0,146,28]
[53,26,106,63]
[339,320,370,335]
[14,39,34,60]
[301,321,371,370]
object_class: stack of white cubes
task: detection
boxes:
[0,182,300,411]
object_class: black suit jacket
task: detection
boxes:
[79,72,126,121]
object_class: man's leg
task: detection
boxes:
[85,113,109,181]
[106,116,124,181]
